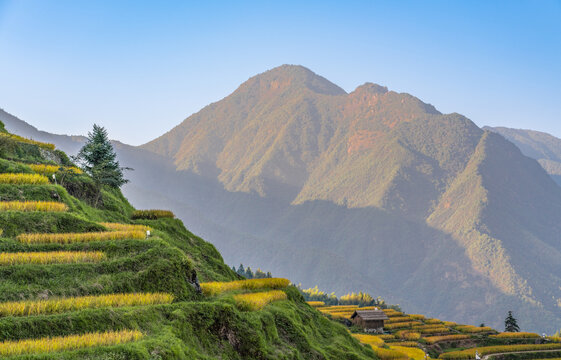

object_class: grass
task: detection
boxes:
[0,251,105,265]
[0,132,55,151]
[200,278,290,296]
[17,230,146,244]
[0,200,68,212]
[0,293,174,317]
[233,290,287,310]
[0,329,142,356]
[0,173,49,184]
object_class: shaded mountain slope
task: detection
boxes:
[485,126,561,185]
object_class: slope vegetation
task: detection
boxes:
[0,124,375,359]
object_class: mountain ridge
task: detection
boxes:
[4,65,561,332]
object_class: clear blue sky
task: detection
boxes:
[0,0,560,145]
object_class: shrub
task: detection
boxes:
[352,334,385,346]
[131,209,175,220]
[17,230,146,244]
[0,251,105,265]
[390,346,426,360]
[100,222,151,232]
[490,332,540,339]
[0,329,142,356]
[439,344,561,359]
[233,290,287,310]
[0,173,48,185]
[423,335,470,344]
[307,301,325,307]
[200,278,290,296]
[0,201,68,212]
[0,292,174,317]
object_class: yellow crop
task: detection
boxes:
[454,325,495,333]
[0,329,142,356]
[490,332,540,339]
[439,344,561,359]
[233,290,287,310]
[352,334,385,347]
[387,316,415,324]
[385,321,419,330]
[0,251,105,265]
[390,346,426,360]
[409,314,426,320]
[0,133,55,151]
[17,230,146,244]
[131,209,174,220]
[0,173,48,185]
[378,335,397,340]
[306,301,325,307]
[420,327,450,334]
[425,318,443,324]
[392,342,420,347]
[200,278,290,296]
[396,330,421,340]
[371,347,409,360]
[0,201,68,212]
[383,309,404,317]
[100,222,151,232]
[413,324,448,330]
[443,321,457,327]
[423,335,470,344]
[0,292,174,317]
[28,164,83,176]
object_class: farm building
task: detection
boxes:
[350,309,389,333]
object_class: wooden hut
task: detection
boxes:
[350,309,389,333]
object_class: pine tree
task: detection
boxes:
[73,124,130,205]
[236,264,245,276]
[245,266,254,279]
[504,311,520,332]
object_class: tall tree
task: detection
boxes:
[504,311,520,332]
[73,124,130,205]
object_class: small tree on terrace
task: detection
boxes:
[73,124,130,206]
[504,311,520,332]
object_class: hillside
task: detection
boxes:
[0,124,376,359]
[485,126,561,185]
[3,66,561,332]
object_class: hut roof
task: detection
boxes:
[350,310,389,321]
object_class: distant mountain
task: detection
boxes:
[5,65,561,332]
[485,126,561,186]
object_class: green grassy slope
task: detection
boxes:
[0,125,375,359]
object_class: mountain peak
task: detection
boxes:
[239,64,347,96]
[352,82,388,95]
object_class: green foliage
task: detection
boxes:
[505,311,520,332]
[73,125,130,206]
